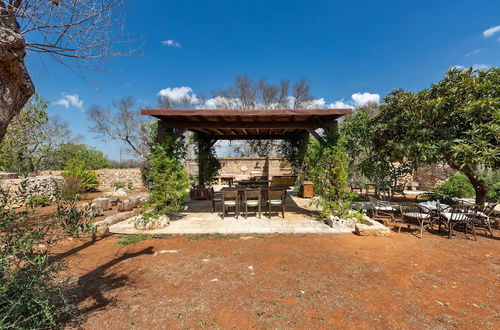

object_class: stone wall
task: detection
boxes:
[94,168,144,191]
[411,163,456,191]
[0,175,64,201]
[186,157,293,182]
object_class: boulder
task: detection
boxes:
[93,197,112,211]
[133,215,170,230]
[128,195,142,208]
[117,201,134,212]
[108,197,121,206]
[94,226,110,237]
[354,216,391,236]
[90,204,104,217]
[94,211,134,227]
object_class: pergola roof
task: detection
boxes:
[141,108,352,140]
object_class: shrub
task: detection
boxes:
[55,198,96,237]
[111,181,126,190]
[60,176,87,200]
[142,134,190,222]
[0,188,72,328]
[62,159,99,191]
[482,169,500,201]
[436,173,476,198]
[27,193,50,208]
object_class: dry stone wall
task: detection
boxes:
[0,175,64,201]
[411,163,456,191]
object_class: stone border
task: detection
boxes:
[354,216,391,236]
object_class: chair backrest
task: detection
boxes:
[369,196,389,206]
[268,189,284,201]
[447,204,479,222]
[244,188,261,200]
[400,202,428,214]
[483,201,498,216]
[222,189,238,201]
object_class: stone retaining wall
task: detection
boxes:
[411,163,456,191]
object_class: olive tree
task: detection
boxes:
[373,68,499,204]
[0,0,128,141]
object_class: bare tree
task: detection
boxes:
[88,96,151,158]
[0,0,129,141]
[208,76,316,156]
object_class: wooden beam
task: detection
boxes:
[307,128,326,145]
[159,119,323,129]
[209,134,282,140]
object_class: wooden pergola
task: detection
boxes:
[141,108,352,186]
[141,108,352,143]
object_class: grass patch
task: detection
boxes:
[187,233,242,241]
[114,234,170,246]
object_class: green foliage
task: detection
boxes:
[54,198,96,237]
[0,185,72,329]
[50,143,110,170]
[27,194,50,208]
[142,124,190,221]
[114,234,169,246]
[0,94,49,173]
[192,133,221,186]
[436,173,476,198]
[373,67,499,203]
[62,159,99,191]
[483,169,500,201]
[279,131,310,175]
[112,181,126,190]
[300,134,354,218]
[60,176,86,200]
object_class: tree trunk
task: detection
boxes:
[0,4,35,141]
[447,160,489,205]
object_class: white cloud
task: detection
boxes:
[53,93,83,110]
[472,63,490,70]
[452,65,465,70]
[161,39,181,48]
[483,25,500,38]
[328,100,354,109]
[465,49,483,57]
[351,92,380,107]
[158,86,199,105]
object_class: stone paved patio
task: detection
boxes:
[109,194,353,234]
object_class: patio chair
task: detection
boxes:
[439,204,478,240]
[242,188,261,218]
[210,187,222,213]
[349,182,363,194]
[475,201,497,236]
[222,189,239,219]
[267,188,286,218]
[369,196,397,223]
[392,182,406,197]
[375,181,391,200]
[397,203,432,238]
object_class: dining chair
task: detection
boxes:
[397,203,432,238]
[476,201,497,236]
[222,189,239,219]
[210,187,222,213]
[439,204,478,240]
[368,196,397,224]
[267,188,286,218]
[242,188,261,218]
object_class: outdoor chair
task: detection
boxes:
[475,201,497,237]
[349,182,363,194]
[397,203,432,238]
[438,204,478,240]
[210,187,222,213]
[242,188,261,218]
[267,188,286,218]
[222,189,239,219]
[375,182,391,200]
[369,196,397,223]
[392,182,406,197]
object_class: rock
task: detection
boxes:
[133,215,170,230]
[93,197,112,211]
[90,204,104,217]
[354,216,391,236]
[94,211,134,227]
[95,226,110,236]
[0,172,18,179]
[325,215,341,227]
[128,196,142,208]
[117,201,134,212]
[108,197,121,206]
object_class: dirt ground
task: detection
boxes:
[53,226,500,329]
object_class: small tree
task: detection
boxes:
[142,124,190,221]
[373,68,499,204]
[192,133,221,186]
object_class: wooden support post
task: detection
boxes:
[197,137,205,186]
[156,120,168,144]
[307,128,326,145]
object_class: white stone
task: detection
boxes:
[133,215,170,230]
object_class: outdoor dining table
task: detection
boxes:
[418,201,449,211]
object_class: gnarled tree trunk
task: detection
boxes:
[0,3,35,141]
[447,160,489,206]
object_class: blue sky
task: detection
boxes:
[27,0,500,160]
